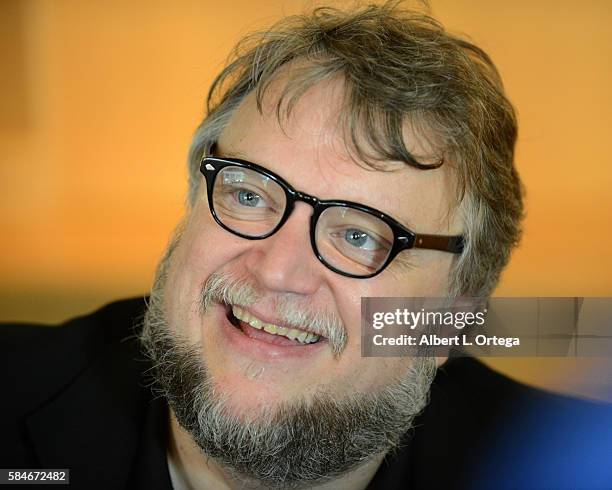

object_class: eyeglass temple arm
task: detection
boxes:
[413,234,464,254]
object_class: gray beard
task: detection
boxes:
[140,237,437,489]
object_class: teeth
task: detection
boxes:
[231,305,321,344]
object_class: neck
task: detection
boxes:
[167,411,385,490]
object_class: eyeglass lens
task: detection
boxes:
[212,166,394,276]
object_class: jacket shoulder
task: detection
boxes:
[0,297,149,411]
[406,357,612,489]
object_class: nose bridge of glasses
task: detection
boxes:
[293,190,319,208]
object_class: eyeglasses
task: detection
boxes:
[200,156,464,279]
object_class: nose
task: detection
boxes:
[244,202,325,296]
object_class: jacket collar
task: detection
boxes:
[25,334,154,490]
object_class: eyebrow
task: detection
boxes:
[213,145,418,230]
[213,144,250,161]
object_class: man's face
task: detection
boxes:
[161,77,462,419]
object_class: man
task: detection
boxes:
[2,3,611,490]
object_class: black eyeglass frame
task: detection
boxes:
[200,156,464,279]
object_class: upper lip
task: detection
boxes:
[225,302,327,339]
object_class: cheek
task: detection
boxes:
[327,263,452,391]
[388,253,455,296]
[413,253,455,295]
[329,284,389,389]
[176,206,249,274]
[162,212,247,328]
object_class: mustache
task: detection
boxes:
[201,272,348,356]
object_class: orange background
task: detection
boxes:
[1,0,611,400]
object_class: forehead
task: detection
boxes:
[216,77,461,235]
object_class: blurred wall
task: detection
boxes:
[1,0,611,400]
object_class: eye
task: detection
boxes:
[236,189,266,208]
[344,228,381,250]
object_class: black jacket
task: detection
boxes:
[2,298,611,489]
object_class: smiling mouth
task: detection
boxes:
[225,304,324,346]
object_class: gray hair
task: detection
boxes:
[186,1,523,298]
